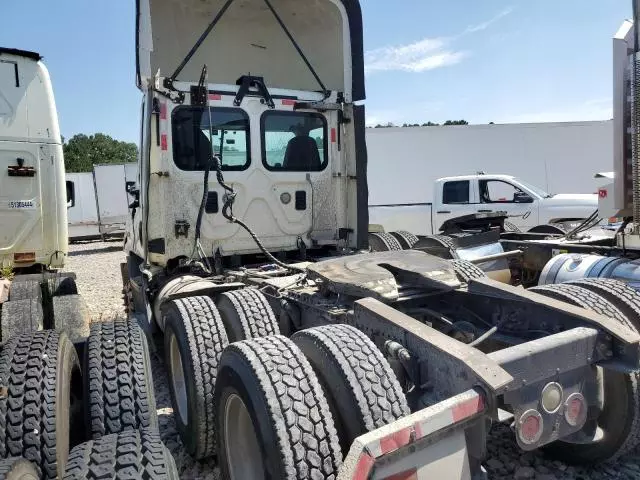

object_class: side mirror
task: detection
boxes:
[65,180,76,208]
[514,191,534,204]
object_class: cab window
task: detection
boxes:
[172,107,250,171]
[480,180,520,203]
[442,181,469,204]
[261,111,327,171]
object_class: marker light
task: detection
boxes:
[541,382,563,414]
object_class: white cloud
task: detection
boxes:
[365,7,513,75]
[365,38,465,74]
[464,7,514,34]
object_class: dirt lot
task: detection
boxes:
[66,240,640,480]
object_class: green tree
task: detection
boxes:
[63,133,138,172]
[443,120,469,126]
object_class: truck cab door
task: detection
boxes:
[477,179,538,230]
[433,179,477,232]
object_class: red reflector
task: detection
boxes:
[452,394,484,422]
[209,94,221,101]
[161,134,168,151]
[598,189,608,199]
[14,252,36,264]
[379,427,412,455]
[160,102,167,120]
[282,99,296,106]
[331,128,337,143]
[353,453,375,480]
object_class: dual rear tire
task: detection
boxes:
[161,288,409,477]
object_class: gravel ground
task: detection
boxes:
[66,240,640,480]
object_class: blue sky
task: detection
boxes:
[1,0,632,142]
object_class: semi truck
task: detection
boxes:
[0,49,173,479]
[116,1,640,479]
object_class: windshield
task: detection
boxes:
[516,179,551,198]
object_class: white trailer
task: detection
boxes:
[65,172,100,239]
[65,163,138,240]
[366,121,613,205]
[93,163,138,236]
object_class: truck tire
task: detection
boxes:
[0,299,43,341]
[162,296,229,459]
[390,231,419,249]
[216,288,279,341]
[52,295,90,344]
[0,458,38,480]
[530,283,631,329]
[530,283,640,463]
[368,232,403,252]
[566,278,640,330]
[0,331,81,479]
[8,280,41,302]
[452,259,487,283]
[215,336,341,480]
[292,324,409,455]
[85,319,158,439]
[46,275,78,298]
[62,430,178,480]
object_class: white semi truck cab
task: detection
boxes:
[121,1,640,479]
[370,174,598,236]
[0,48,72,270]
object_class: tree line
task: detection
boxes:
[369,120,471,128]
[63,133,138,173]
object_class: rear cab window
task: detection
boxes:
[172,106,250,171]
[442,180,470,204]
[261,111,327,171]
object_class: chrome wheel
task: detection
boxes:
[169,334,188,425]
[224,393,264,480]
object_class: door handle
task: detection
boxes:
[436,210,451,214]
[477,209,492,213]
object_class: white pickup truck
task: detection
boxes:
[369,174,598,235]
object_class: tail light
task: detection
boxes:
[517,409,543,445]
[14,252,36,264]
[564,393,587,428]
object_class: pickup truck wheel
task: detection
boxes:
[85,319,158,439]
[216,289,279,341]
[8,280,41,302]
[530,283,640,463]
[62,430,178,480]
[0,331,81,479]
[292,324,409,455]
[451,259,487,283]
[390,231,419,249]
[528,224,567,235]
[163,296,228,459]
[0,458,38,480]
[0,299,44,341]
[566,278,640,330]
[215,336,341,480]
[369,232,403,252]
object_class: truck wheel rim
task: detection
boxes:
[225,393,264,480]
[169,334,188,425]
